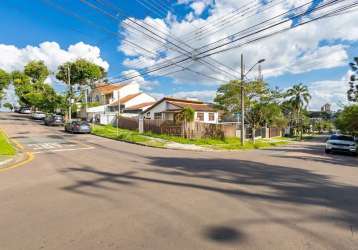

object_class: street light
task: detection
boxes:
[240,54,265,146]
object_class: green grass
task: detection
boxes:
[208,140,288,150]
[92,125,150,143]
[0,131,16,156]
[92,125,289,150]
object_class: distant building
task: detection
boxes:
[321,103,331,112]
[86,82,156,123]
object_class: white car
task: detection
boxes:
[20,107,32,114]
[32,111,46,120]
[325,134,357,156]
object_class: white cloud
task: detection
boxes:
[190,1,211,16]
[307,71,352,111]
[118,0,357,87]
[149,90,216,102]
[0,41,109,74]
[120,69,159,90]
[170,90,216,101]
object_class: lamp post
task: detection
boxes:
[240,54,265,146]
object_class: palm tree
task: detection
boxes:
[285,83,311,139]
[177,107,195,138]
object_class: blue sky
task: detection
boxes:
[1,0,357,110]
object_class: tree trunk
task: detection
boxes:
[252,127,255,143]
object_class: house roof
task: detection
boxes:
[126,102,156,110]
[109,93,142,106]
[94,83,127,94]
[145,97,216,113]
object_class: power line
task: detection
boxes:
[109,0,355,83]
[88,0,242,78]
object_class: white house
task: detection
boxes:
[143,97,219,124]
[86,82,156,123]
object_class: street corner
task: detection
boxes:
[12,134,95,155]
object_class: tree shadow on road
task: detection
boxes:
[262,143,358,167]
[60,156,358,231]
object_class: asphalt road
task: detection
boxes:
[1,112,358,250]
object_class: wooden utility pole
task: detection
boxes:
[68,65,71,121]
[240,53,245,146]
[117,90,121,137]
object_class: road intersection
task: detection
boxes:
[1,113,357,250]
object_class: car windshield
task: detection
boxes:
[330,135,354,141]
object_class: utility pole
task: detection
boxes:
[240,53,245,146]
[67,65,71,121]
[117,90,121,137]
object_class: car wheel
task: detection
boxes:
[325,149,331,154]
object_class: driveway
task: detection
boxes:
[0,112,357,250]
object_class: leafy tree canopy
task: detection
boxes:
[0,69,11,100]
[348,57,358,102]
[335,104,358,135]
[24,60,49,83]
[214,80,268,114]
[3,102,13,110]
[56,59,106,86]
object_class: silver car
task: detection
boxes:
[32,111,46,120]
[65,120,91,134]
[325,135,357,156]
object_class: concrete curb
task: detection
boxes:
[0,128,34,172]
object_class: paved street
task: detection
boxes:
[0,112,358,250]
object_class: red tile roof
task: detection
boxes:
[94,83,127,94]
[109,93,142,106]
[126,102,156,110]
[146,97,216,112]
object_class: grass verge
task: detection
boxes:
[92,125,289,150]
[91,125,166,148]
[0,130,16,156]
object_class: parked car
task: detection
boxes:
[325,134,357,156]
[20,107,32,114]
[14,106,21,113]
[65,120,91,134]
[32,111,46,120]
[44,114,64,126]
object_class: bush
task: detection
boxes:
[335,105,358,135]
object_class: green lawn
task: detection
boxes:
[91,125,166,147]
[0,130,16,156]
[92,125,289,150]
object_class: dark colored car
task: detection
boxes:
[325,134,357,156]
[65,120,91,134]
[14,107,21,113]
[44,114,64,126]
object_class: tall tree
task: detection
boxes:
[0,69,10,100]
[11,61,61,112]
[335,104,358,135]
[176,107,195,138]
[245,103,266,142]
[24,60,49,83]
[285,83,311,139]
[214,80,267,114]
[56,59,106,119]
[11,71,32,106]
[348,57,358,102]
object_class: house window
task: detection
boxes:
[209,112,215,121]
[154,112,162,120]
[95,95,100,102]
[197,112,204,121]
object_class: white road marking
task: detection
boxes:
[27,143,63,150]
[32,146,95,154]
